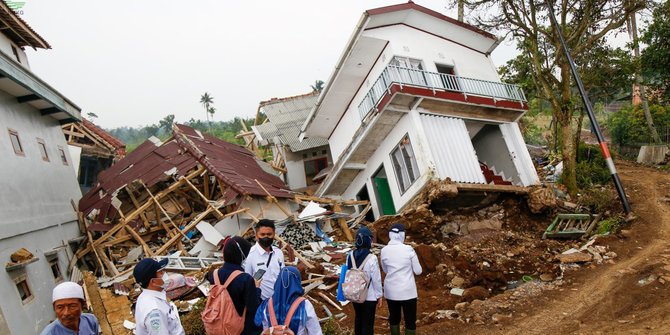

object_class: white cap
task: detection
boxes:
[52,282,85,303]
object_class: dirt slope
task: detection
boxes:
[431,161,670,334]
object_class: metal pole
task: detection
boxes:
[546,0,631,213]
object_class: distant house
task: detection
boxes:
[301,2,539,219]
[253,92,332,191]
[63,119,126,194]
[0,2,83,334]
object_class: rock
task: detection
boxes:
[556,251,593,263]
[463,286,490,302]
[455,302,469,312]
[415,244,441,273]
[492,313,512,323]
[436,263,448,272]
[605,252,618,259]
[527,186,558,214]
[441,222,460,236]
[10,248,34,263]
[506,252,515,257]
[451,276,466,288]
[469,299,484,309]
[540,273,554,282]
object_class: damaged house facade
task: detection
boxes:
[0,3,83,334]
[301,2,539,219]
[76,124,294,280]
[63,118,127,193]
[252,92,332,191]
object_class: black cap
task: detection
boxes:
[390,223,405,233]
[133,258,168,288]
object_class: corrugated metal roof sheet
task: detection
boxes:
[79,124,292,219]
[256,93,329,152]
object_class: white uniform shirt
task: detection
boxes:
[257,299,323,335]
[134,289,185,335]
[349,253,383,302]
[244,244,285,300]
[380,240,422,301]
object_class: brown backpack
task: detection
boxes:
[261,297,306,335]
[201,270,245,335]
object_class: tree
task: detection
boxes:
[310,80,324,92]
[200,92,214,131]
[459,0,643,194]
[640,0,670,103]
[158,114,175,132]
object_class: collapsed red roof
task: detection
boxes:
[79,124,291,221]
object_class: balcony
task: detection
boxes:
[358,65,527,120]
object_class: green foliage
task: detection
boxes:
[181,298,206,335]
[574,143,611,188]
[640,0,670,103]
[596,214,624,235]
[108,116,253,153]
[608,104,670,146]
[520,115,546,145]
[580,187,615,213]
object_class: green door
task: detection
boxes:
[374,177,396,215]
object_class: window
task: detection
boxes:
[13,275,33,304]
[8,129,24,156]
[50,259,63,282]
[390,56,427,86]
[304,157,328,186]
[37,138,49,161]
[58,146,68,165]
[390,135,420,194]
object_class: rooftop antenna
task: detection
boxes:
[545,0,631,213]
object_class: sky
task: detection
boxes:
[21,0,519,129]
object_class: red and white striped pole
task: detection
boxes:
[547,1,631,213]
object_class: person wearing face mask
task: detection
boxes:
[380,223,422,335]
[244,219,285,300]
[205,236,262,334]
[133,258,185,335]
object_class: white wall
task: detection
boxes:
[337,111,433,218]
[0,33,30,68]
[284,147,331,190]
[329,25,501,165]
[0,90,83,334]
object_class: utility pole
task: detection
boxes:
[546,0,631,213]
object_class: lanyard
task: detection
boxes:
[266,251,273,268]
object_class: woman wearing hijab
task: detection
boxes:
[380,223,422,335]
[207,236,262,335]
[347,226,383,335]
[254,266,322,335]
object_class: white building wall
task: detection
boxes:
[0,33,30,68]
[329,25,501,164]
[0,90,82,334]
[339,111,433,218]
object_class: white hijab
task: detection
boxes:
[389,230,405,243]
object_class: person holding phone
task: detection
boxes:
[207,236,262,334]
[244,219,285,300]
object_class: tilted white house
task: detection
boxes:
[253,92,332,191]
[0,3,83,334]
[301,2,539,219]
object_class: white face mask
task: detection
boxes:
[160,272,171,290]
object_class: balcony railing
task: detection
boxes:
[358,65,527,120]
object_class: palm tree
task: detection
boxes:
[200,92,214,131]
[310,80,324,92]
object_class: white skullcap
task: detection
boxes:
[52,282,85,303]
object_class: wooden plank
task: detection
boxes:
[182,176,225,220]
[124,225,154,257]
[254,179,292,217]
[141,181,190,242]
[332,203,354,242]
[126,186,152,229]
[454,183,528,194]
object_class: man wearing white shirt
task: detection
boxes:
[244,219,285,300]
[381,223,422,335]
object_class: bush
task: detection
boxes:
[596,214,624,235]
[181,298,206,335]
[580,187,615,213]
[608,104,670,147]
[575,143,611,188]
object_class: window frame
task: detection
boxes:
[8,129,25,156]
[49,258,63,283]
[57,146,68,165]
[389,134,420,195]
[12,274,33,305]
[36,138,49,162]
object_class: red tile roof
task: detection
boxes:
[82,119,127,156]
[79,124,291,221]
